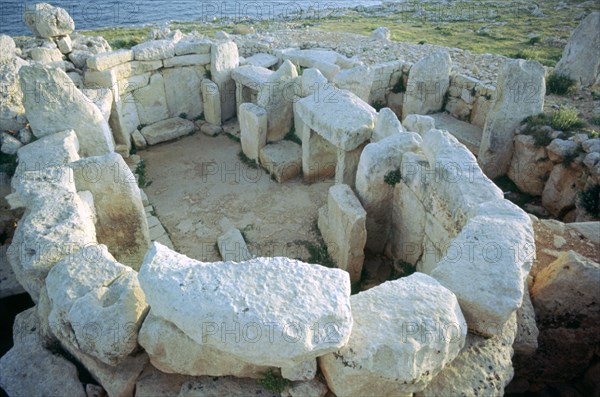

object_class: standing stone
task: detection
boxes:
[319,273,467,396]
[70,153,150,270]
[133,73,170,125]
[24,3,75,38]
[508,135,553,196]
[210,41,239,122]
[371,107,405,142]
[138,242,353,369]
[201,79,222,125]
[402,51,451,120]
[542,164,587,218]
[239,103,268,161]
[19,65,115,157]
[478,60,545,179]
[0,35,16,64]
[162,66,204,120]
[318,184,367,283]
[555,12,600,86]
[257,60,299,142]
[110,94,140,150]
[217,227,252,262]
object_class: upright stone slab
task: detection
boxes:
[70,153,150,270]
[19,64,115,157]
[319,273,467,396]
[134,73,170,125]
[239,103,268,162]
[478,60,545,179]
[371,107,405,142]
[201,79,221,125]
[162,66,204,120]
[109,93,140,150]
[217,228,252,262]
[402,51,451,120]
[296,114,336,181]
[355,132,422,253]
[318,184,367,283]
[555,12,600,86]
[138,242,353,369]
[210,41,239,122]
[256,60,298,142]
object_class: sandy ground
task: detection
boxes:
[140,132,333,263]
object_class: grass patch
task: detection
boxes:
[283,127,302,145]
[134,159,152,188]
[225,132,240,142]
[561,150,581,167]
[372,100,386,111]
[384,169,401,186]
[257,369,290,393]
[179,112,187,119]
[590,114,600,126]
[392,77,406,94]
[546,72,577,96]
[80,26,151,49]
[578,184,600,218]
[238,150,258,168]
[550,106,586,131]
[194,113,205,121]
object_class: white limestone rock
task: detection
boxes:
[175,39,211,55]
[135,365,191,397]
[45,244,149,366]
[217,227,252,262]
[319,273,467,396]
[430,200,535,337]
[371,27,391,41]
[0,34,16,64]
[81,88,113,122]
[57,35,73,54]
[245,53,279,68]
[141,117,195,145]
[371,107,405,142]
[0,132,23,154]
[210,41,239,121]
[133,40,175,61]
[24,3,75,38]
[0,57,28,132]
[259,141,302,183]
[318,184,367,283]
[163,54,210,68]
[178,377,277,397]
[240,102,268,161]
[30,47,63,63]
[138,242,353,369]
[7,167,97,302]
[479,60,545,178]
[332,66,373,103]
[294,89,376,151]
[110,94,140,149]
[132,129,147,149]
[281,379,329,397]
[86,49,133,71]
[201,79,222,125]
[300,68,328,97]
[0,308,86,397]
[162,66,205,120]
[418,313,518,397]
[19,64,115,157]
[403,114,435,135]
[555,12,600,86]
[541,164,586,217]
[70,152,150,270]
[355,132,422,252]
[547,138,579,162]
[402,51,451,119]
[15,129,79,173]
[133,72,170,125]
[139,311,270,377]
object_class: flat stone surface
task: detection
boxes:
[141,117,195,145]
[245,53,279,68]
[429,112,482,154]
[294,89,376,151]
[138,242,353,368]
[259,141,302,183]
[232,65,273,87]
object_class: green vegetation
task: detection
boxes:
[561,150,581,167]
[0,153,18,177]
[295,239,335,268]
[372,100,386,111]
[238,150,258,168]
[225,132,241,142]
[80,26,151,49]
[550,106,586,131]
[384,169,402,186]
[392,77,406,94]
[394,260,416,278]
[257,369,290,393]
[578,184,600,218]
[590,114,600,127]
[134,159,152,188]
[284,126,302,145]
[179,112,187,119]
[546,72,577,96]
[194,113,205,121]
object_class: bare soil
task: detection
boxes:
[140,132,333,263]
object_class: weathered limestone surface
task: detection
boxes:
[318,184,367,283]
[87,49,133,71]
[430,200,534,337]
[239,102,268,161]
[508,135,553,196]
[371,107,405,142]
[138,242,353,369]
[70,152,150,269]
[478,60,545,178]
[402,51,451,119]
[133,73,170,125]
[217,227,252,262]
[162,66,205,120]
[555,12,600,86]
[24,3,75,38]
[140,117,195,146]
[132,40,175,61]
[201,78,222,125]
[211,41,239,121]
[15,129,79,173]
[19,64,115,157]
[259,141,302,183]
[320,273,467,396]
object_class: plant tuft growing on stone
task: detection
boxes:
[238,150,258,168]
[283,126,301,145]
[546,72,577,96]
[578,184,600,218]
[384,169,401,186]
[257,369,290,393]
[550,106,585,132]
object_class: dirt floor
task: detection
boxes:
[140,132,334,264]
